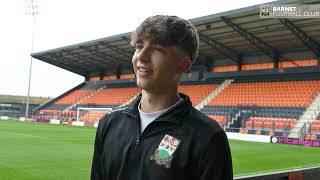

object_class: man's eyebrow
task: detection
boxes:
[131,41,140,47]
[135,40,143,44]
[148,42,166,48]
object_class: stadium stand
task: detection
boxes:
[208,115,230,127]
[89,76,100,81]
[79,111,106,121]
[35,83,221,120]
[245,117,296,131]
[54,90,94,104]
[32,73,320,138]
[103,75,117,80]
[80,87,140,105]
[30,0,320,142]
[213,65,238,73]
[38,109,61,117]
[311,121,320,134]
[200,78,320,134]
[120,73,135,79]
[178,84,220,106]
[212,59,318,73]
[207,80,320,107]
[32,65,320,140]
[279,59,318,68]
[0,95,50,119]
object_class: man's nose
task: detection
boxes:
[136,47,151,63]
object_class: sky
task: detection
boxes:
[0,0,273,98]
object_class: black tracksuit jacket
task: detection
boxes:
[91,93,233,180]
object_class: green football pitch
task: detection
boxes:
[0,120,320,180]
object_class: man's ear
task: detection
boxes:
[177,58,192,73]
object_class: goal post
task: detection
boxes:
[76,107,112,127]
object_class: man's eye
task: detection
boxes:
[135,45,143,50]
[153,47,162,52]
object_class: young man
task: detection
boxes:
[91,15,233,180]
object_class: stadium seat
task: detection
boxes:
[178,84,219,106]
[207,80,320,107]
[79,111,106,121]
[245,117,296,132]
[208,115,229,127]
[54,90,94,105]
[80,87,141,105]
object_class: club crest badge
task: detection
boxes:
[150,134,181,168]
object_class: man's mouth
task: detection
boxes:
[137,67,152,75]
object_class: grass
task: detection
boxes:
[1,120,320,179]
[0,120,94,180]
[231,139,320,176]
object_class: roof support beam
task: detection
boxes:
[62,50,104,67]
[237,63,242,71]
[279,18,320,57]
[50,53,90,70]
[79,46,113,63]
[98,41,132,59]
[64,51,111,71]
[79,46,129,65]
[204,56,214,72]
[273,53,279,68]
[62,49,126,70]
[46,53,88,74]
[221,16,280,61]
[99,71,105,80]
[116,66,121,79]
[199,33,241,64]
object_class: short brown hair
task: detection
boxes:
[131,15,199,63]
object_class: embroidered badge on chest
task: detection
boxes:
[150,134,181,168]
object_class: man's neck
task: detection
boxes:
[140,89,181,113]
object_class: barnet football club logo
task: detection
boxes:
[260,6,270,16]
[150,135,181,168]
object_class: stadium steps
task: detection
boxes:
[195,79,234,110]
[227,110,241,130]
[62,86,106,112]
[289,92,320,138]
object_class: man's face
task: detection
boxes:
[132,40,188,93]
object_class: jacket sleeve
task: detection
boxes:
[195,131,233,180]
[91,122,103,180]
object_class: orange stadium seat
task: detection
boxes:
[208,115,229,127]
[80,87,141,105]
[54,90,93,105]
[279,59,318,68]
[245,117,296,131]
[120,74,135,79]
[305,134,317,140]
[208,80,320,107]
[212,65,237,73]
[240,129,249,134]
[178,84,219,106]
[103,75,117,80]
[311,121,320,131]
[89,76,100,81]
[79,111,106,121]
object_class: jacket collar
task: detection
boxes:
[122,93,192,125]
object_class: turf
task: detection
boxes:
[0,120,320,179]
[231,139,320,176]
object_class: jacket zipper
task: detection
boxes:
[135,134,140,145]
[122,111,141,146]
[133,123,141,153]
